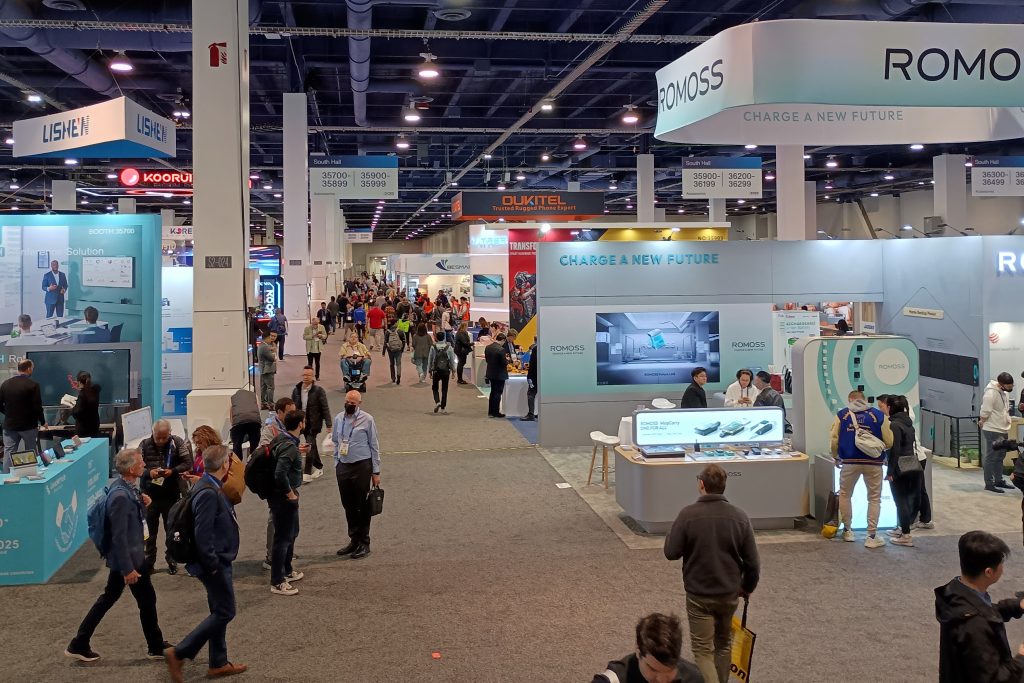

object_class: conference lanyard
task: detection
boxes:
[341,411,360,443]
[164,442,174,468]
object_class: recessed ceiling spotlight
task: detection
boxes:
[109,50,133,73]
[417,52,440,79]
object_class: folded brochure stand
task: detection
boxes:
[731,597,756,682]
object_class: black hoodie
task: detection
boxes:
[935,577,1024,683]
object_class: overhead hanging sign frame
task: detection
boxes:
[453,190,605,221]
[309,155,398,199]
[682,157,762,199]
[655,19,1024,145]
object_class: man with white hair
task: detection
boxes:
[66,449,169,662]
[139,419,193,575]
[332,390,381,560]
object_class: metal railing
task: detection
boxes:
[920,409,982,468]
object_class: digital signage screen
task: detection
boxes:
[596,311,720,386]
[633,407,785,447]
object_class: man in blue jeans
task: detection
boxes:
[166,445,246,681]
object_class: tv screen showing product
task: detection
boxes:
[26,348,132,406]
[82,256,135,288]
[596,311,720,386]
[249,245,281,276]
[472,274,503,298]
[634,407,785,447]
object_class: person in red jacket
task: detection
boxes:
[366,305,386,351]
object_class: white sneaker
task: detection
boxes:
[864,535,887,549]
[285,570,305,582]
[886,528,903,538]
[262,560,271,570]
[913,521,935,530]
[271,581,298,596]
[302,474,313,483]
[841,529,855,542]
[891,534,914,547]
[311,468,324,480]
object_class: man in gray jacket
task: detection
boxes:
[664,464,759,683]
[258,333,278,409]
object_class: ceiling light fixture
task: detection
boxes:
[497,183,506,191]
[540,100,554,113]
[764,171,775,181]
[249,173,260,180]
[263,183,273,190]
[515,170,526,181]
[901,224,912,231]
[573,135,587,150]
[803,154,811,160]
[4,137,13,145]
[106,173,118,180]
[744,144,757,150]
[539,223,551,234]
[8,180,18,190]
[737,199,746,204]
[964,159,974,167]
[403,106,421,123]
[109,51,133,73]
[541,152,550,162]
[621,105,640,125]
[26,93,42,103]
[395,135,411,150]
[870,192,879,197]
[910,143,924,151]
[884,173,895,180]
[64,158,78,165]
[609,182,618,190]
[483,153,492,160]
[417,52,440,79]
[273,193,282,198]
[825,156,838,168]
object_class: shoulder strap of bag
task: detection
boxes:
[600,671,620,683]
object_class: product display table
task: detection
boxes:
[0,438,109,585]
[615,445,809,532]
[500,375,531,417]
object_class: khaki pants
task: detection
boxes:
[686,593,738,683]
[839,463,883,536]
[367,327,382,350]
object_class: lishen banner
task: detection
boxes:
[453,191,605,221]
[682,157,762,199]
[309,155,398,199]
[971,157,1024,196]
[14,96,176,158]
[655,19,1024,145]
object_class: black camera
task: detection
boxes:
[992,438,1020,452]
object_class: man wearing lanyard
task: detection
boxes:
[332,390,381,560]
[140,420,194,575]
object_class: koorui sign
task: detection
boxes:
[14,96,176,158]
[655,19,1024,145]
[453,191,605,221]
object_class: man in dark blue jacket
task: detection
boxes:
[166,445,246,681]
[269,410,306,596]
[66,448,168,662]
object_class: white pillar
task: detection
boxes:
[117,197,136,214]
[263,214,276,245]
[805,181,817,236]
[933,154,968,236]
[187,0,251,430]
[776,145,813,240]
[309,193,330,304]
[709,198,726,222]
[52,180,76,211]
[160,208,175,233]
[282,92,310,356]
[636,154,655,223]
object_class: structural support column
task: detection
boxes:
[776,145,814,240]
[709,198,726,223]
[187,0,251,429]
[805,180,817,238]
[636,153,655,223]
[51,180,75,211]
[117,197,136,214]
[309,193,330,304]
[933,153,968,236]
[282,92,310,356]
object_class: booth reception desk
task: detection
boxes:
[0,438,108,585]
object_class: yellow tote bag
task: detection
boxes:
[731,598,756,682]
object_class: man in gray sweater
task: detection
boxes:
[664,464,760,683]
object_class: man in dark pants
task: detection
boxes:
[521,341,538,422]
[66,448,169,662]
[268,410,306,596]
[0,358,46,473]
[332,390,381,560]
[485,333,509,418]
[166,445,246,682]
[228,388,262,460]
[428,325,457,414]
[139,419,193,575]
[291,366,332,481]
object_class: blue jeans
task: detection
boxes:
[341,358,371,378]
[175,566,236,668]
[2,429,38,473]
[413,357,428,379]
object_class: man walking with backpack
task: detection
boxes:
[428,325,457,414]
[66,448,169,663]
[831,389,894,548]
[383,321,405,385]
[268,410,306,596]
[258,398,301,570]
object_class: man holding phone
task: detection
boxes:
[140,420,194,575]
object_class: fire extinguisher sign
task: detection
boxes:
[209,42,228,67]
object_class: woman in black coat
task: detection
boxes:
[885,394,921,546]
[70,370,101,437]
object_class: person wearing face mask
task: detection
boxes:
[724,369,757,408]
[332,391,381,561]
[592,613,702,683]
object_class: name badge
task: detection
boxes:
[151,477,165,487]
[339,441,350,456]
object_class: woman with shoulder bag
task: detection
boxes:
[454,321,473,385]
[885,395,922,547]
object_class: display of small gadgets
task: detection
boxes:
[694,421,720,436]
[633,406,786,455]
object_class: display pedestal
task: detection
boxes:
[186,387,241,436]
[811,453,932,530]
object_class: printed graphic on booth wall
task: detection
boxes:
[596,311,720,386]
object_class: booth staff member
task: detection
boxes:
[0,359,46,473]
[724,369,757,408]
[42,259,68,318]
[681,367,708,409]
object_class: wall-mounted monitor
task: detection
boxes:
[634,407,786,448]
[596,310,720,386]
[472,274,503,298]
[82,256,135,288]
[26,348,132,406]
[121,405,153,446]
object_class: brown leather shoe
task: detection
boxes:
[165,647,185,683]
[207,662,248,678]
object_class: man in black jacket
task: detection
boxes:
[485,334,509,418]
[593,612,702,683]
[680,367,708,409]
[268,410,306,596]
[291,366,332,481]
[664,464,759,683]
[521,341,538,422]
[140,420,193,575]
[66,448,168,662]
[0,359,46,473]
[936,530,1024,683]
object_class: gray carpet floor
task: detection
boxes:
[4,330,1024,682]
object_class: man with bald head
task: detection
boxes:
[332,390,381,560]
[140,419,194,575]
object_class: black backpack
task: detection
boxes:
[165,481,214,565]
[432,343,452,374]
[244,441,280,500]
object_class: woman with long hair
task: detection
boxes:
[70,371,101,437]
[454,321,473,385]
[185,425,222,484]
[885,395,922,547]
[410,322,432,383]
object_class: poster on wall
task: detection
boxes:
[989,323,1024,385]
[596,311,720,385]
[161,267,193,416]
[771,310,819,369]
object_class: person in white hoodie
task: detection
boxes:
[979,372,1015,493]
[724,369,757,408]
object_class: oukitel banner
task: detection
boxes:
[453,191,604,221]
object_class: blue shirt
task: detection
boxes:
[957,577,992,606]
[331,409,380,473]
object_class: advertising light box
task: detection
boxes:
[633,407,786,447]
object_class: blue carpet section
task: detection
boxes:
[510,416,538,444]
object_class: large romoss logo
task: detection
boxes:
[874,347,910,385]
[549,344,585,356]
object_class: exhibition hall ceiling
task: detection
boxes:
[0,0,1022,239]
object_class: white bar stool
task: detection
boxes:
[588,431,620,488]
[652,398,676,409]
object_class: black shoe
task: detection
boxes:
[520,414,536,421]
[351,544,371,560]
[166,563,178,576]
[65,643,100,662]
[336,541,358,556]
[494,412,505,418]
[147,641,173,660]
[996,480,1013,489]
[457,380,468,385]
[985,485,1005,494]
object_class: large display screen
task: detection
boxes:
[26,348,132,406]
[249,245,281,276]
[82,256,135,288]
[634,407,786,447]
[596,311,720,386]
[472,274,503,298]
